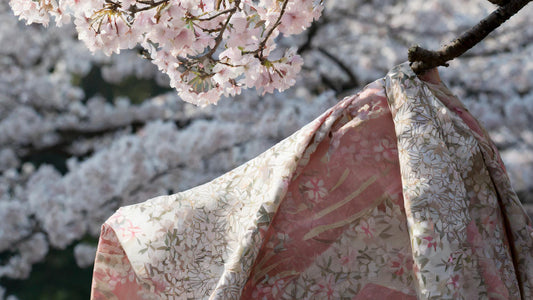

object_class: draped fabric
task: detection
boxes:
[91,63,533,299]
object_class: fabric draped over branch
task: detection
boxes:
[91,63,533,299]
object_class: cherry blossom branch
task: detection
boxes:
[241,0,290,59]
[197,7,236,21]
[202,0,240,59]
[257,0,290,58]
[128,0,169,14]
[408,0,532,74]
[10,0,321,105]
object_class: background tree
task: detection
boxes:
[1,0,532,298]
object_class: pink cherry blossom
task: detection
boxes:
[9,0,323,105]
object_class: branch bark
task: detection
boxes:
[408,0,532,74]
[487,0,510,5]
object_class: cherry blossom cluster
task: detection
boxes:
[10,0,323,106]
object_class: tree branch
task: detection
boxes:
[258,0,289,58]
[408,0,532,74]
[487,0,510,5]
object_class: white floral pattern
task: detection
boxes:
[91,63,533,299]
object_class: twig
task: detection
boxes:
[258,0,289,57]
[129,0,169,14]
[197,7,236,21]
[408,0,532,74]
[201,0,240,59]
[242,0,289,58]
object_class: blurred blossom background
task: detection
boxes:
[0,0,532,298]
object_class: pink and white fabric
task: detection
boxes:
[91,63,533,299]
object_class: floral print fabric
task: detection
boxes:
[91,63,533,299]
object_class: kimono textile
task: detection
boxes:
[91,63,533,299]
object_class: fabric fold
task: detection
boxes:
[91,83,375,299]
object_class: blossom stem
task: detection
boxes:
[257,0,290,58]
[201,0,240,59]
[198,7,237,21]
[129,0,169,14]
